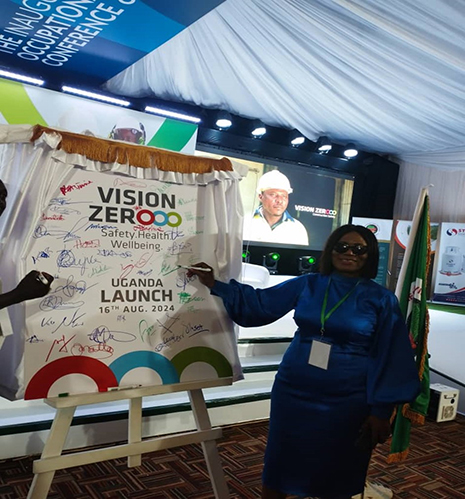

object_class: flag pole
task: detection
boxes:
[394,186,429,300]
[388,185,431,463]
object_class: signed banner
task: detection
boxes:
[23,169,240,399]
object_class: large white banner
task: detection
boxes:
[22,169,240,399]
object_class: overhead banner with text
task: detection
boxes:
[0,0,226,83]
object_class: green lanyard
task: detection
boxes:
[320,276,360,337]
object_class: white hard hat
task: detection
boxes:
[256,170,293,194]
[114,116,143,132]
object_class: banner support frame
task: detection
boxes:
[27,377,233,499]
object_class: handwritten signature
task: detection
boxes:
[88,264,111,278]
[164,226,185,241]
[34,216,89,242]
[98,249,132,258]
[75,239,100,249]
[26,335,43,343]
[176,271,196,291]
[178,292,205,304]
[183,322,209,337]
[159,260,181,277]
[46,334,75,362]
[50,310,86,334]
[120,252,153,279]
[48,197,89,216]
[71,342,114,359]
[40,295,84,311]
[139,319,157,345]
[88,325,136,344]
[32,247,52,265]
[53,275,97,298]
[167,241,192,256]
[57,249,100,276]
[60,180,92,196]
[113,177,147,189]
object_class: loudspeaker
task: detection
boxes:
[428,383,459,423]
[350,155,399,219]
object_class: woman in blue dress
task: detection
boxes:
[187,224,420,499]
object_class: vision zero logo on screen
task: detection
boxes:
[294,205,337,218]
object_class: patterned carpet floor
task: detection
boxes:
[0,414,464,498]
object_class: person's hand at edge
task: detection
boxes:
[186,263,215,288]
[13,271,54,302]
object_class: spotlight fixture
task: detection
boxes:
[215,111,232,129]
[251,119,267,138]
[62,86,130,106]
[263,252,280,274]
[316,136,332,153]
[343,143,359,158]
[145,106,201,124]
[0,69,44,86]
[289,130,305,147]
[298,255,316,274]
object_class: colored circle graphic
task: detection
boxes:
[109,351,180,384]
[171,347,233,379]
[25,357,118,399]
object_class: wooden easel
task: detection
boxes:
[27,377,233,499]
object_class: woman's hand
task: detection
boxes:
[356,415,392,451]
[185,263,215,288]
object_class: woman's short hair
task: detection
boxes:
[319,224,379,279]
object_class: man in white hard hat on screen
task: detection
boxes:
[109,117,146,145]
[243,170,309,245]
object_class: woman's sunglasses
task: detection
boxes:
[333,242,368,256]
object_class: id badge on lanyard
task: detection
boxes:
[308,276,360,370]
[308,339,331,370]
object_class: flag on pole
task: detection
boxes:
[388,187,431,462]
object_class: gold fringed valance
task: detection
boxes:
[30,125,233,173]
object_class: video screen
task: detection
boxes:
[196,149,354,251]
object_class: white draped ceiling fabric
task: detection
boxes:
[106,0,465,222]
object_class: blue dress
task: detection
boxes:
[211,272,420,498]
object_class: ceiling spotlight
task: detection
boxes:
[62,86,130,106]
[289,130,305,147]
[343,143,359,158]
[145,106,201,124]
[251,120,267,138]
[0,69,44,86]
[215,111,232,129]
[316,136,332,153]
